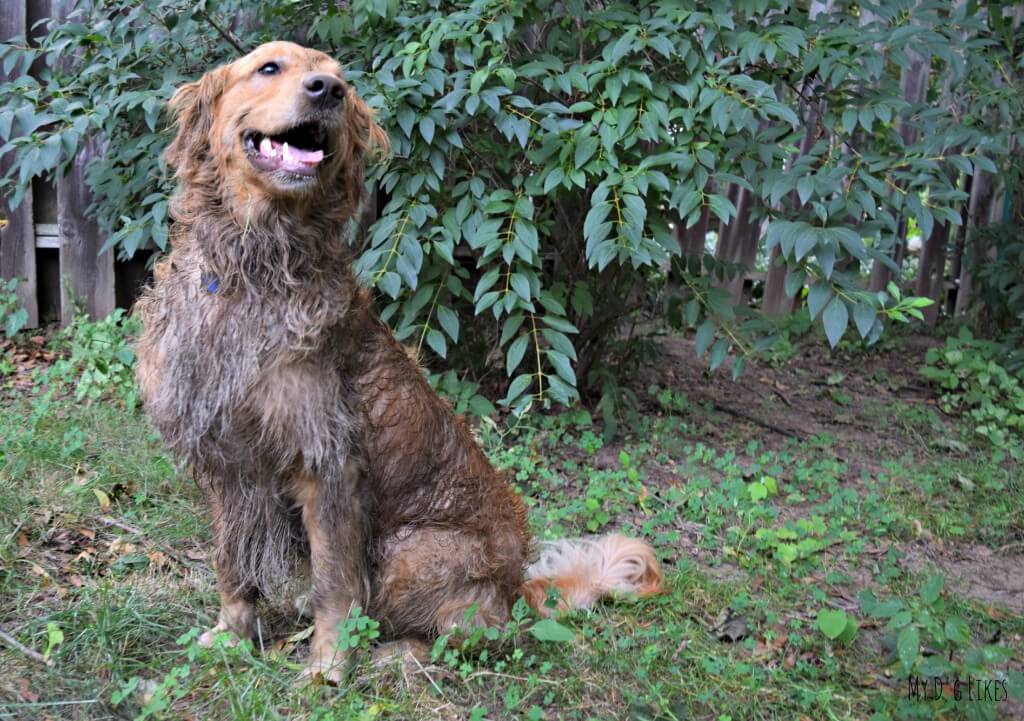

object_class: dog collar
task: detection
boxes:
[201,272,219,293]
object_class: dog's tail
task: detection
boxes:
[520,534,661,615]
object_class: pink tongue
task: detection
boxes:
[288,146,324,164]
[259,137,324,167]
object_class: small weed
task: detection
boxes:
[45,309,141,406]
[860,573,1023,720]
[1,277,29,338]
[922,328,1024,459]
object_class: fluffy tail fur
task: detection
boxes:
[520,534,661,615]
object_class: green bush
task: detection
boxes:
[1,1,1021,410]
[972,223,1024,371]
[45,309,141,407]
[921,328,1024,459]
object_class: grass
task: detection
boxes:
[1,328,1023,721]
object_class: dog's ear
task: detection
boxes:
[342,91,390,208]
[164,66,229,179]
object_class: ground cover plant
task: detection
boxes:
[1,317,1022,721]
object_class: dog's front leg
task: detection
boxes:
[292,461,369,684]
[199,484,260,648]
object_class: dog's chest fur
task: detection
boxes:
[136,249,359,483]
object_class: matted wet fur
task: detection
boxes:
[136,41,660,682]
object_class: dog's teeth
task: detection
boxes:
[259,137,274,157]
[282,142,294,164]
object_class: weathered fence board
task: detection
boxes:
[0,1,39,327]
[57,136,115,325]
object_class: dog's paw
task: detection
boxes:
[370,639,429,670]
[299,658,347,686]
[197,621,241,649]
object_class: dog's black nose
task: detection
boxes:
[303,73,345,107]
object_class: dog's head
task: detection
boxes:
[165,41,387,214]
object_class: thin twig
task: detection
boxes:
[712,403,802,439]
[410,654,445,696]
[98,516,142,535]
[200,10,246,54]
[465,669,561,685]
[0,629,52,668]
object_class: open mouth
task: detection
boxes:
[243,122,329,178]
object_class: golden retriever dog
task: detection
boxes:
[135,41,660,681]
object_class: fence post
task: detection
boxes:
[48,0,115,324]
[0,0,40,328]
[57,135,115,324]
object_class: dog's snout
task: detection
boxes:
[303,73,344,107]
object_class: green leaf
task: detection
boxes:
[707,193,736,224]
[731,355,746,381]
[510,272,531,301]
[546,349,576,386]
[822,298,849,348]
[897,625,920,675]
[419,116,435,143]
[796,175,814,205]
[396,106,415,137]
[541,315,578,334]
[920,573,943,605]
[852,302,875,339]
[838,617,859,644]
[695,321,715,358]
[45,621,64,659]
[709,338,728,371]
[574,134,599,168]
[543,167,565,194]
[541,328,577,360]
[377,271,402,299]
[842,108,857,132]
[506,335,529,375]
[425,329,447,358]
[436,304,459,342]
[529,618,575,643]
[502,374,533,406]
[500,314,525,345]
[817,609,848,640]
[795,226,817,260]
[5,307,28,337]
[807,283,832,320]
[944,617,970,647]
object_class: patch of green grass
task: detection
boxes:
[2,336,1023,720]
[881,457,1024,546]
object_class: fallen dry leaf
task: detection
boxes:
[987,606,1007,621]
[93,489,111,513]
[109,538,137,555]
[17,677,38,703]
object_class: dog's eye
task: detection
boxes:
[257,62,280,76]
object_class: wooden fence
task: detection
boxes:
[0,1,151,330]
